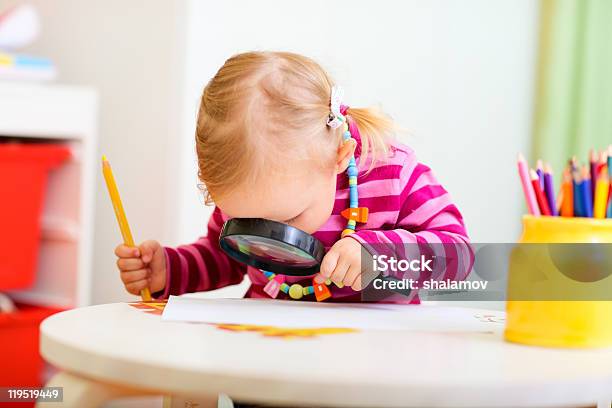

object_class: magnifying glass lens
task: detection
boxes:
[223,234,318,267]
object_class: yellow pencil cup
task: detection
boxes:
[504,215,612,348]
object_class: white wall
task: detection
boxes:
[177,0,539,244]
[11,0,187,303]
[9,0,539,304]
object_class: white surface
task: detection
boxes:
[163,296,494,331]
[0,82,97,308]
[177,0,539,244]
[41,302,612,407]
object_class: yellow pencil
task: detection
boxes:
[593,166,609,219]
[102,155,152,301]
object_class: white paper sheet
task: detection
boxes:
[161,296,504,332]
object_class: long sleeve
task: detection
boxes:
[349,149,473,286]
[154,207,247,299]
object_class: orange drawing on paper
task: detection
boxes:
[215,323,356,338]
[128,301,357,339]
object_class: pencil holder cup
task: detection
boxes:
[504,215,612,348]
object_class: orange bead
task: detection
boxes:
[341,207,369,223]
[313,280,332,302]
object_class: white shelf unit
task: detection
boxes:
[0,82,97,308]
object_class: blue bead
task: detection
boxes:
[349,157,356,167]
[263,271,273,278]
[350,188,358,202]
[347,166,358,177]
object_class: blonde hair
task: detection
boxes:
[196,51,394,204]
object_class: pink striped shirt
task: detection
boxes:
[154,141,471,303]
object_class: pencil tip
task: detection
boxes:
[581,165,590,178]
[529,169,538,179]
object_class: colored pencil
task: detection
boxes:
[581,166,594,218]
[589,149,598,202]
[560,167,574,217]
[608,146,612,218]
[102,156,152,302]
[556,186,564,215]
[518,149,612,219]
[570,156,578,171]
[518,154,541,216]
[536,159,545,190]
[543,163,557,216]
[594,166,609,219]
[572,167,584,217]
[530,169,552,216]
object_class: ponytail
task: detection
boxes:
[344,106,395,170]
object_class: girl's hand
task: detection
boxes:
[115,240,167,296]
[316,237,367,291]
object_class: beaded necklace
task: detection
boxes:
[261,106,369,301]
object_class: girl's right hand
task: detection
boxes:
[115,240,167,296]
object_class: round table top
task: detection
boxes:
[40,302,612,407]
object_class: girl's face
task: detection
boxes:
[214,163,338,234]
[212,138,355,234]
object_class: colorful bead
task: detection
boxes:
[263,271,274,279]
[343,123,349,132]
[349,176,357,186]
[341,207,369,223]
[347,166,358,177]
[280,283,289,293]
[341,228,354,238]
[263,278,281,298]
[313,280,332,302]
[334,281,344,288]
[325,279,332,285]
[289,284,304,299]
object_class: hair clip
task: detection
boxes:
[326,85,344,129]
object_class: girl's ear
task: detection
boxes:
[335,138,357,174]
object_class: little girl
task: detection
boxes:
[115,51,470,302]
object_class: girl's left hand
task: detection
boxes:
[316,237,365,291]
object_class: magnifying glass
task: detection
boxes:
[219,218,326,276]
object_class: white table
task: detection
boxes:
[38,302,612,407]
